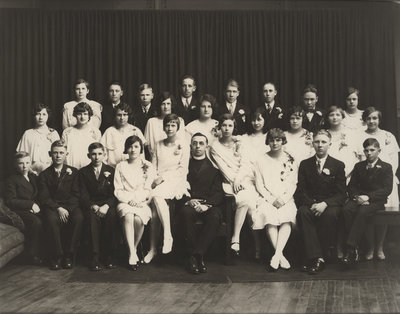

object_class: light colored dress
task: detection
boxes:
[185,119,220,146]
[253,152,298,229]
[356,129,400,208]
[114,159,156,224]
[62,100,102,130]
[151,138,190,200]
[342,110,366,131]
[144,116,186,157]
[62,127,101,169]
[210,136,259,216]
[328,128,360,178]
[101,124,146,167]
[16,127,60,173]
[284,129,314,166]
[241,133,269,163]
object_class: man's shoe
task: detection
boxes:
[63,256,73,269]
[308,259,325,275]
[343,247,359,265]
[196,255,207,273]
[50,258,61,271]
[105,257,117,269]
[90,258,103,271]
[187,256,199,274]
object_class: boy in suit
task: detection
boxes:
[79,142,118,271]
[342,138,393,265]
[296,130,346,274]
[5,152,43,265]
[132,83,158,133]
[180,133,223,274]
[257,82,286,131]
[38,140,83,270]
[175,75,199,124]
[301,84,324,133]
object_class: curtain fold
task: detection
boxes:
[0,7,398,179]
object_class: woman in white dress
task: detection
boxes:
[210,113,259,256]
[242,108,269,161]
[324,106,359,180]
[61,102,101,169]
[253,129,297,271]
[144,114,190,263]
[16,103,60,173]
[101,103,146,167]
[114,136,156,270]
[283,106,314,165]
[185,94,219,146]
[357,107,399,260]
[342,87,366,131]
[144,92,185,157]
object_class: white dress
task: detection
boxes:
[185,119,220,146]
[253,152,298,229]
[241,133,269,163]
[342,110,366,131]
[62,100,102,130]
[62,127,101,169]
[144,116,186,157]
[151,139,190,200]
[101,124,146,167]
[16,127,60,173]
[355,129,400,208]
[284,129,314,166]
[114,160,156,224]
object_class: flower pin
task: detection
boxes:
[238,109,245,115]
[276,107,282,113]
[104,171,111,178]
[316,111,322,116]
[174,144,182,155]
[322,168,330,175]
[190,105,196,110]
[376,164,382,169]
[278,113,283,119]
[66,168,72,175]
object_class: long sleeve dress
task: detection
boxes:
[283,129,314,166]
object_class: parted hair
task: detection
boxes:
[266,128,287,145]
[218,113,237,135]
[113,103,132,119]
[313,129,332,140]
[163,113,181,131]
[14,151,30,161]
[88,142,105,152]
[362,106,382,123]
[73,102,93,118]
[363,138,380,149]
[51,140,67,150]
[123,135,144,154]
[74,78,89,89]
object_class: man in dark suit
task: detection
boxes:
[295,130,346,274]
[301,84,324,133]
[341,138,393,265]
[257,82,286,131]
[5,152,43,265]
[38,140,83,270]
[217,79,251,135]
[180,133,223,274]
[132,83,158,134]
[175,75,200,124]
[79,142,118,271]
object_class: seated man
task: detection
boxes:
[342,138,393,265]
[79,142,118,271]
[180,133,223,274]
[295,130,346,274]
[5,151,43,265]
[38,140,83,270]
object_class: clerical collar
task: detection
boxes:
[192,155,206,161]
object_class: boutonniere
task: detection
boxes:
[276,107,282,113]
[103,171,111,178]
[142,162,149,179]
[384,133,391,146]
[376,164,382,169]
[238,109,245,115]
[190,105,196,110]
[66,168,73,175]
[174,144,182,155]
[278,113,283,119]
[46,129,55,142]
[322,168,330,175]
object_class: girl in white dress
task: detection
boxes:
[283,106,314,165]
[16,103,60,173]
[185,94,219,146]
[342,87,366,131]
[62,102,101,169]
[210,113,259,256]
[101,103,146,167]
[144,92,185,157]
[254,129,298,271]
[144,114,190,263]
[114,136,156,270]
[242,108,269,162]
[357,107,399,260]
[325,106,359,180]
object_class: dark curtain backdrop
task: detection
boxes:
[0,6,399,179]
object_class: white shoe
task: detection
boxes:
[162,238,173,254]
[144,250,157,264]
[279,255,291,270]
[270,254,280,270]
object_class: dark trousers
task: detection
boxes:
[87,206,118,258]
[181,205,221,256]
[298,204,342,260]
[44,208,83,257]
[342,200,384,247]
[14,210,43,257]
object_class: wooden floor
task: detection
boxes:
[1,255,400,314]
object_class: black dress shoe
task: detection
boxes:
[196,255,207,273]
[105,256,117,269]
[129,264,139,271]
[301,264,309,272]
[187,256,199,275]
[50,258,61,271]
[308,259,325,275]
[230,242,240,257]
[90,259,103,271]
[343,248,359,266]
[64,257,73,269]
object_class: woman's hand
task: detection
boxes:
[233,179,244,194]
[151,176,164,189]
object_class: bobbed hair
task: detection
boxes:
[123,135,144,154]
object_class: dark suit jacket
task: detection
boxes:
[132,102,158,134]
[101,102,134,133]
[78,163,116,210]
[5,172,38,211]
[38,164,80,212]
[175,97,200,125]
[348,159,393,205]
[295,155,346,207]
[217,102,251,135]
[257,102,286,131]
[184,157,224,207]
[302,107,325,133]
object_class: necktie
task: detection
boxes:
[317,160,322,174]
[95,168,100,180]
[366,163,373,170]
[56,170,61,178]
[266,104,271,113]
[142,106,147,114]
[185,98,190,109]
[229,104,234,115]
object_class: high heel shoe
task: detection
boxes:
[376,251,386,261]
[279,255,291,270]
[268,255,280,272]
[137,242,145,264]
[162,238,173,254]
[230,242,240,256]
[144,250,157,264]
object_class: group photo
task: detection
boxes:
[1,1,400,313]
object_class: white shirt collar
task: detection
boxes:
[265,100,275,110]
[182,96,192,106]
[192,155,206,161]
[367,159,379,168]
[315,155,328,169]
[226,100,237,111]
